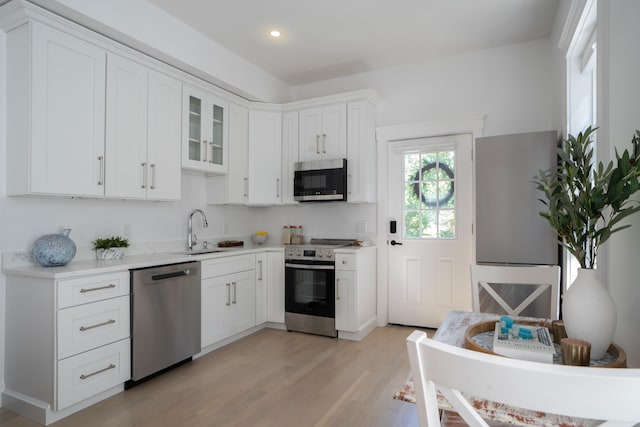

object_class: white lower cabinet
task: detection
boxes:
[255,250,285,325]
[266,251,285,323]
[201,254,256,348]
[57,339,130,411]
[334,247,377,340]
[255,253,268,324]
[3,271,131,424]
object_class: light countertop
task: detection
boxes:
[2,242,374,279]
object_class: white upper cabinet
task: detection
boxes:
[105,53,181,200]
[146,70,183,200]
[225,103,250,204]
[248,109,282,205]
[182,85,229,174]
[6,22,107,197]
[207,102,249,205]
[298,104,347,162]
[346,100,377,203]
[281,111,299,205]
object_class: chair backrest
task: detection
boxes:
[470,264,561,320]
[407,330,640,427]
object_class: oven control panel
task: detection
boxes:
[285,246,336,261]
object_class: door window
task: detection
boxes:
[403,150,456,239]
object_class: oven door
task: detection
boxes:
[285,261,335,318]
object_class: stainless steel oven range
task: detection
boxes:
[285,239,353,337]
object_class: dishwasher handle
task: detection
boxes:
[151,269,192,281]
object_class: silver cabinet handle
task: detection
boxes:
[276,178,280,198]
[209,141,214,163]
[79,318,115,331]
[203,140,208,162]
[243,177,248,197]
[322,133,327,153]
[150,163,156,189]
[80,284,116,293]
[97,155,105,185]
[316,134,320,154]
[80,363,116,380]
[226,283,231,306]
[141,162,147,189]
[336,278,340,301]
[258,260,263,281]
[348,174,352,194]
[232,281,237,304]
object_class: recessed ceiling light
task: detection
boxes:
[270,30,281,38]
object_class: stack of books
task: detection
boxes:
[492,321,555,363]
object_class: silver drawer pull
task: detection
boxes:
[79,319,116,331]
[80,284,116,293]
[80,363,116,380]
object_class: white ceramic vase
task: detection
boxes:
[562,268,617,359]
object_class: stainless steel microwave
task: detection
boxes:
[293,159,347,202]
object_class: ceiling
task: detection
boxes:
[148,0,559,87]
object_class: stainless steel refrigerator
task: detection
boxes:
[475,130,560,317]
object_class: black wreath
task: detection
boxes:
[412,162,455,207]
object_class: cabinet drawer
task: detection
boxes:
[58,272,129,308]
[335,254,356,271]
[58,296,130,359]
[57,338,130,410]
[202,254,255,278]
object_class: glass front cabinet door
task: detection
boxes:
[182,85,229,174]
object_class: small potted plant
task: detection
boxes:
[93,236,130,260]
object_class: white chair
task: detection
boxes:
[470,264,561,320]
[407,330,640,427]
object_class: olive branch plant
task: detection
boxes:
[533,126,640,269]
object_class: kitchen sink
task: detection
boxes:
[173,249,224,255]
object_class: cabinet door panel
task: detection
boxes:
[267,252,285,323]
[201,276,229,347]
[228,270,256,335]
[335,271,356,331]
[30,23,106,196]
[147,70,182,200]
[281,111,299,204]
[255,254,267,325]
[226,103,249,204]
[321,104,347,159]
[298,107,323,162]
[182,87,206,168]
[105,53,148,198]
[248,110,282,205]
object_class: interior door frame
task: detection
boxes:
[375,117,485,326]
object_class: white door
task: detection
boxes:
[387,134,473,328]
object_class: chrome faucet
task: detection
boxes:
[187,209,208,251]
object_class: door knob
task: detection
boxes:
[390,240,403,246]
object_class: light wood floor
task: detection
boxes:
[0,325,432,427]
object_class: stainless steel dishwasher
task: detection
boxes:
[126,261,201,388]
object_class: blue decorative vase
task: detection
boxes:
[32,229,77,267]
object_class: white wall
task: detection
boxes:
[255,203,377,244]
[291,38,555,138]
[598,0,640,368]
